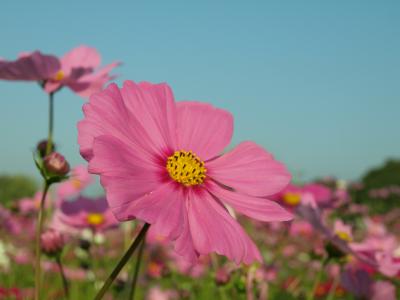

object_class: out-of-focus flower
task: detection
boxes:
[371,281,396,300]
[52,196,118,234]
[333,220,353,242]
[78,80,292,264]
[43,152,70,176]
[146,286,177,300]
[57,165,93,199]
[0,51,60,81]
[18,192,52,215]
[289,219,314,237]
[340,267,372,299]
[41,229,65,256]
[0,240,11,270]
[44,45,120,98]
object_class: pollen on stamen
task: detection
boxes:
[166,150,207,186]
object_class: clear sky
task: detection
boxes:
[0,1,399,182]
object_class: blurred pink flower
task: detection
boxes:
[371,281,396,300]
[51,196,118,234]
[40,229,65,255]
[146,286,177,300]
[333,220,353,242]
[78,80,292,264]
[0,51,60,81]
[44,45,120,98]
[289,219,314,237]
[18,192,52,215]
[57,165,93,199]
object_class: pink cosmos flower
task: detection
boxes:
[18,192,52,215]
[0,51,60,81]
[51,196,118,234]
[44,45,120,98]
[56,165,93,199]
[78,80,293,264]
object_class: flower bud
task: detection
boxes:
[41,229,65,256]
[36,139,56,158]
[215,267,231,285]
[43,152,70,175]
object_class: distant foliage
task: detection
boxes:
[352,159,400,214]
[0,174,37,207]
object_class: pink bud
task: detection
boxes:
[36,139,56,158]
[43,152,70,175]
[41,229,65,255]
[215,267,230,285]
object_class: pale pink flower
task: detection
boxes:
[44,45,119,98]
[18,192,52,215]
[78,81,292,264]
[51,196,118,234]
[371,281,396,300]
[0,51,60,81]
[333,220,353,242]
[56,165,93,199]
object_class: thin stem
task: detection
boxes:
[326,274,339,300]
[34,182,50,300]
[46,92,54,155]
[56,255,70,299]
[94,223,150,300]
[127,235,146,300]
[307,258,329,300]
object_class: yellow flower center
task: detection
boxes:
[86,213,105,226]
[166,150,206,186]
[53,70,64,81]
[336,231,352,242]
[71,178,82,189]
[283,192,301,206]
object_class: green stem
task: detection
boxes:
[56,255,70,299]
[326,274,339,300]
[46,92,54,155]
[127,235,147,300]
[307,258,328,300]
[34,182,50,300]
[93,223,150,300]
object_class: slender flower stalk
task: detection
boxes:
[307,258,329,300]
[127,236,147,300]
[94,223,150,300]
[34,182,50,300]
[56,255,70,299]
[46,92,54,155]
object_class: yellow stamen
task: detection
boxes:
[166,150,206,186]
[86,213,105,226]
[283,192,301,206]
[53,70,64,81]
[336,231,352,242]
[71,178,82,189]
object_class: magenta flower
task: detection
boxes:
[52,196,118,234]
[44,45,120,98]
[78,80,292,264]
[0,51,60,81]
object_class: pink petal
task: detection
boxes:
[0,51,60,81]
[120,81,178,153]
[68,62,121,98]
[61,45,101,74]
[112,183,185,241]
[187,188,262,264]
[207,181,293,222]
[89,135,163,212]
[207,141,291,197]
[176,101,233,160]
[78,82,164,161]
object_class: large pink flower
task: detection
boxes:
[44,45,120,98]
[0,51,60,81]
[78,81,292,264]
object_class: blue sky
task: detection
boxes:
[0,1,399,182]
